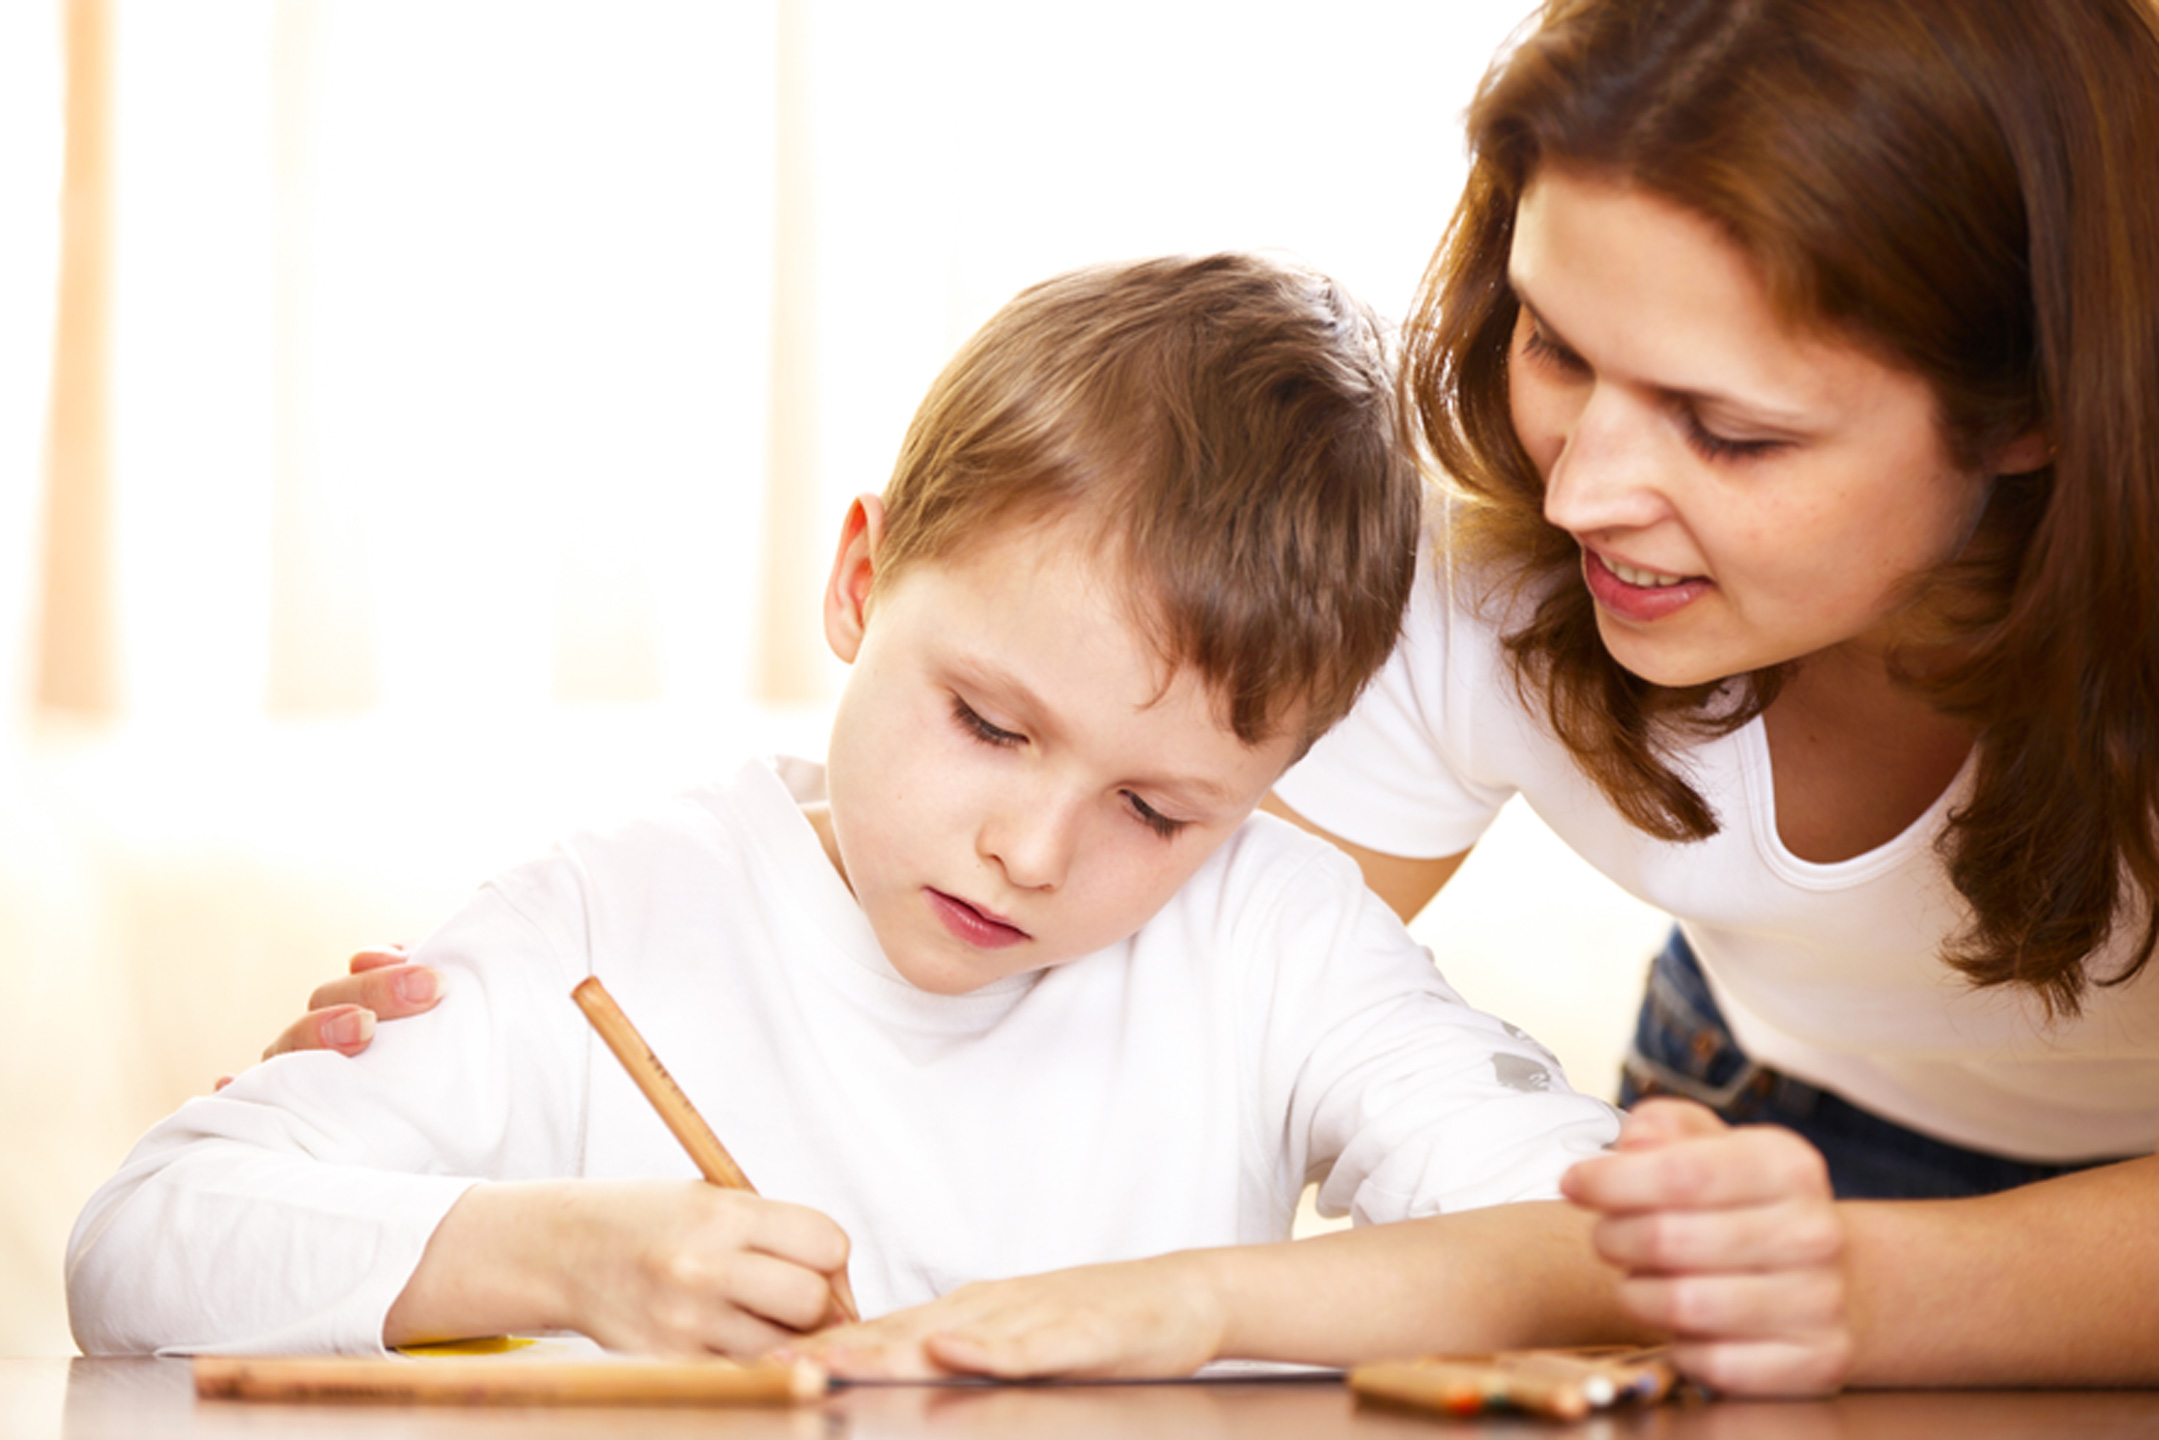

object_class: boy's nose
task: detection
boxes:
[1540,388,1669,538]
[979,794,1077,892]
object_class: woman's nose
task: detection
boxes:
[1539,388,1670,538]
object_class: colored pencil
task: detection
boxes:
[193,1353,826,1406]
[1349,1346,1676,1420]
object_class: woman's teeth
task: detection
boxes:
[1604,556,1687,588]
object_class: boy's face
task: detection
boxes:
[814,496,1303,996]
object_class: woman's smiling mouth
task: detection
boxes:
[1582,546,1710,621]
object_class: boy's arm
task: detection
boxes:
[382,1177,850,1356]
[796,1200,1637,1379]
[70,879,584,1355]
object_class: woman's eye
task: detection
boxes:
[953,698,1024,747]
[1123,791,1188,840]
[1518,318,1588,376]
[1679,411,1786,464]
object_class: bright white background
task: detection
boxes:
[0,0,1665,1357]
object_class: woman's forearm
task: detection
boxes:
[1845,1154,2159,1387]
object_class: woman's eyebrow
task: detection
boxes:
[1512,281,1817,431]
[1511,291,1578,355]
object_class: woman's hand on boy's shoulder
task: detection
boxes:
[213,943,443,1091]
[268,942,442,1057]
[788,1254,1230,1382]
[1561,1098,1853,1398]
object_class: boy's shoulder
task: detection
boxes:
[1139,804,1402,951]
[483,756,815,913]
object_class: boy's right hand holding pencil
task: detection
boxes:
[384,1177,855,1357]
[386,978,861,1358]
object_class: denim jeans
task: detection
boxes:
[1619,929,2125,1200]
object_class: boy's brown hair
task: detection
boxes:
[876,253,1423,753]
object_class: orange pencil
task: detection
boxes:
[195,1352,826,1407]
[570,976,861,1325]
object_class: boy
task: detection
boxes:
[68,254,1630,1377]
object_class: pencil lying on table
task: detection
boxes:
[1348,1345,1676,1420]
[570,976,861,1324]
[194,1352,826,1407]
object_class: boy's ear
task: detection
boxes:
[823,494,887,664]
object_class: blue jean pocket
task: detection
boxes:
[1619,930,1777,1117]
[1616,929,2137,1198]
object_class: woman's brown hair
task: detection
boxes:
[1411,0,2159,1013]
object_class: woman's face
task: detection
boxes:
[1506,166,1997,689]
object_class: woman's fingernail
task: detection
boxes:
[396,969,438,1005]
[325,1010,375,1047]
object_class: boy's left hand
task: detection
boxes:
[1561,1097,1853,1397]
[788,1254,1229,1381]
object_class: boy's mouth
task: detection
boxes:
[924,888,1031,949]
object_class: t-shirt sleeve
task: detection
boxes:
[1236,832,1619,1222]
[1274,536,1518,860]
[64,860,593,1357]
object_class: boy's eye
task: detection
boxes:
[953,698,1024,747]
[1123,791,1189,840]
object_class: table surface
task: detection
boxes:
[9,1359,2159,1439]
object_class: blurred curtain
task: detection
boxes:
[14,0,1534,738]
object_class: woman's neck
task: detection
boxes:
[1760,647,1975,864]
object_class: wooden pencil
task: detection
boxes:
[194,1353,826,1407]
[570,976,862,1324]
[1350,1356,1594,1420]
[1348,1346,1677,1421]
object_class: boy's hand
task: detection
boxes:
[790,1254,1228,1381]
[387,1179,855,1358]
[559,1181,856,1356]
[1560,1098,1853,1397]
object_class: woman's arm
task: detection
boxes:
[1260,795,1469,923]
[1840,1151,2159,1387]
[1563,1098,2159,1392]
[795,1201,1643,1380]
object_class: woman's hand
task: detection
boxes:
[792,1254,1229,1381]
[214,945,444,1093]
[216,944,443,1090]
[1561,1098,1852,1397]
[387,1179,855,1357]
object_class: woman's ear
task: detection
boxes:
[823,494,887,664]
[1994,429,2053,476]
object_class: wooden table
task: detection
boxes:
[8,1358,2159,1439]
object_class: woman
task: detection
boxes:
[1268,0,2159,1396]
[266,0,2159,1396]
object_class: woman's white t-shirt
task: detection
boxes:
[1275,539,2159,1162]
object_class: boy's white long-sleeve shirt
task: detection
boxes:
[67,758,1619,1356]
